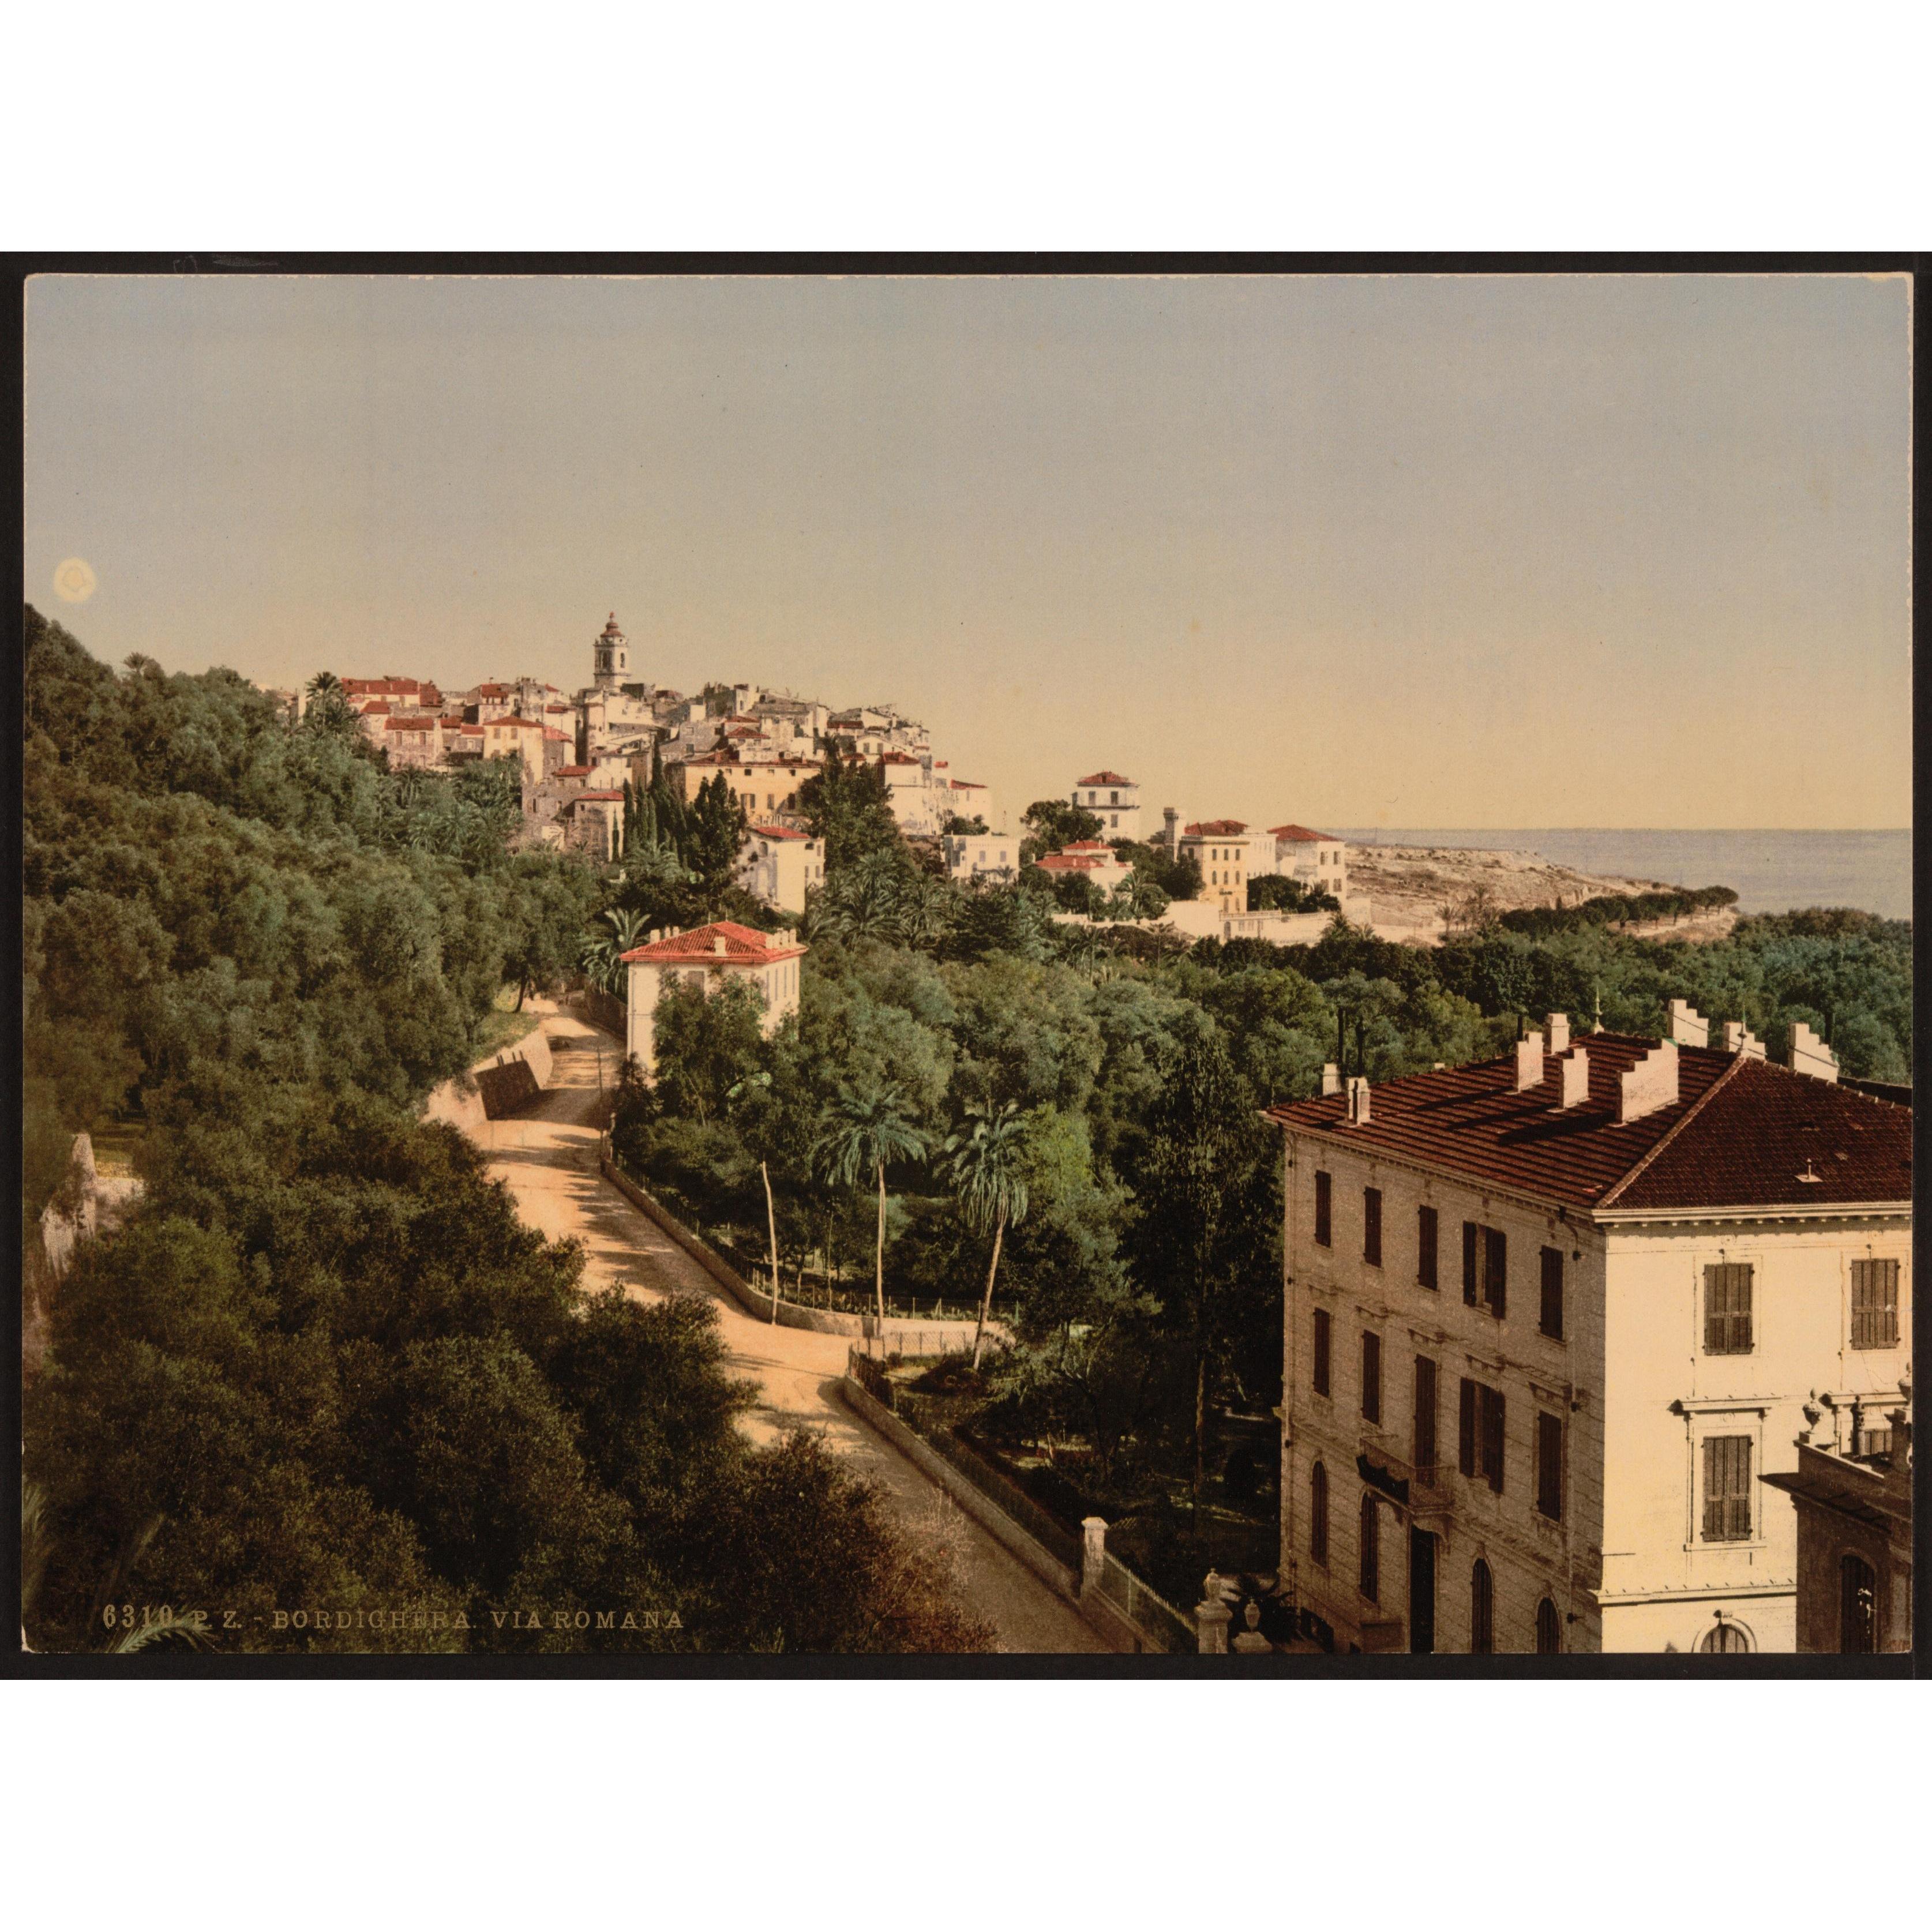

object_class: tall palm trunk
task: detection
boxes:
[874,1160,887,1326]
[1192,1345,1207,1538]
[970,1213,1006,1372]
[761,1159,781,1323]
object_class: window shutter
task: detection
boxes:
[1361,1331,1382,1423]
[1458,1378,1476,1476]
[1462,1222,1479,1305]
[1414,1357,1438,1474]
[1536,1413,1563,1521]
[1313,1308,1331,1397]
[1484,1227,1507,1319]
[1418,1206,1439,1290]
[1702,1436,1721,1540]
[1540,1247,1563,1340]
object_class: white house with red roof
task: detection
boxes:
[1072,770,1139,840]
[619,922,808,1078]
[1267,823,1349,897]
[943,830,1019,883]
[1034,839,1130,895]
[736,823,824,915]
[1265,1003,1911,1656]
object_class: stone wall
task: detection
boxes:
[422,1023,556,1131]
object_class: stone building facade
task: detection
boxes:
[1267,1009,1912,1653]
[620,922,807,1080]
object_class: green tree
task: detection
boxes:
[814,1084,931,1324]
[944,1102,1033,1370]
[652,977,767,1124]
[1021,797,1103,861]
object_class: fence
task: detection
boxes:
[1095,1551,1196,1655]
[845,1348,1084,1578]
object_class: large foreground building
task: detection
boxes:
[1265,1007,1911,1654]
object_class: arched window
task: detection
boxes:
[1536,1596,1560,1655]
[1700,1618,1752,1655]
[1310,1462,1329,1567]
[1840,1555,1878,1654]
[1359,1494,1380,1602]
[1470,1558,1494,1653]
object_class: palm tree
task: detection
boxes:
[944,1102,1033,1369]
[728,1070,782,1322]
[897,874,956,951]
[813,1084,929,1326]
[20,1479,211,1655]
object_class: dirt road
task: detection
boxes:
[469,1009,1106,1655]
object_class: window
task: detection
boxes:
[1363,1187,1382,1266]
[1702,1435,1753,1542]
[1360,1494,1380,1602]
[1839,1554,1877,1654]
[1360,1331,1382,1424]
[1540,1247,1564,1340]
[1314,1171,1331,1247]
[1479,1385,1506,1493]
[1536,1412,1563,1521]
[1483,1226,1507,1318]
[1312,1307,1331,1398]
[1470,1559,1494,1653]
[1413,1357,1438,1479]
[1536,1597,1561,1655]
[1458,1377,1477,1477]
[1700,1620,1750,1654]
[1310,1462,1329,1567]
[1851,1259,1900,1349]
[1462,1221,1478,1305]
[1417,1206,1439,1289]
[1704,1263,1754,1355]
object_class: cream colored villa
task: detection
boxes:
[1266,1006,1911,1655]
[620,921,807,1079]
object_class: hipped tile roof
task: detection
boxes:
[1265,1034,1911,1213]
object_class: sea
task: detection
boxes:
[1337,829,1913,922]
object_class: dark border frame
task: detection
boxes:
[3,250,1922,1680]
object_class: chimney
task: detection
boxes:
[1320,1063,1341,1097]
[1722,1019,1766,1060]
[1556,1048,1589,1109]
[1515,1029,1545,1091]
[1546,1012,1570,1056]
[1346,1076,1371,1124]
[1618,1039,1680,1124]
[1788,1021,1839,1083]
[1667,1000,1708,1048]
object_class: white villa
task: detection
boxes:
[737,823,824,916]
[1073,770,1140,841]
[620,922,808,1080]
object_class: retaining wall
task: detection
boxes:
[423,1023,556,1131]
[599,1156,992,1352]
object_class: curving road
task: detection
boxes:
[468,1008,1105,1655]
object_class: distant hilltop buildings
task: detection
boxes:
[309,610,1001,892]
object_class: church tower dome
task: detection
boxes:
[593,612,629,694]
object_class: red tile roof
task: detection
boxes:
[1036,852,1115,873]
[568,790,627,804]
[1183,819,1248,837]
[1270,823,1338,842]
[1265,1036,1911,1213]
[748,823,811,841]
[385,716,438,731]
[1076,770,1135,787]
[620,921,808,966]
[948,778,985,790]
[553,764,593,778]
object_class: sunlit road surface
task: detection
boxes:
[470,1008,1107,1655]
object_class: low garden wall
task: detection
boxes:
[598,1155,991,1353]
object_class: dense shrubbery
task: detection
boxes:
[21,609,989,1653]
[1497,883,1739,935]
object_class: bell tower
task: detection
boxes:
[593,612,629,695]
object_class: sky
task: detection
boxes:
[24,272,1912,830]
